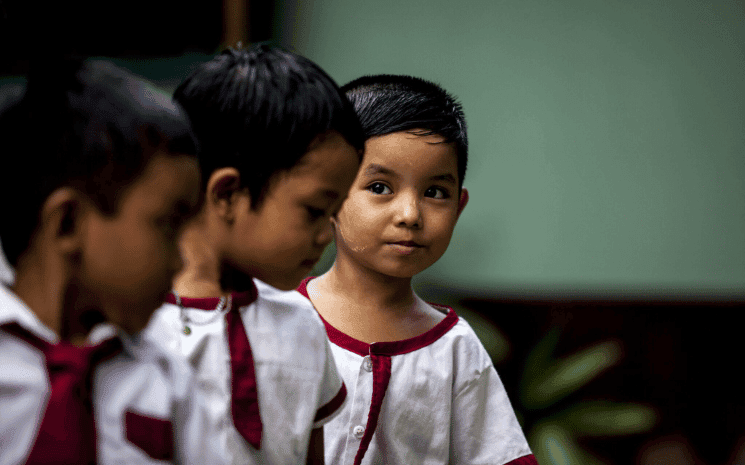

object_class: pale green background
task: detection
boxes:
[2,0,743,296]
[276,0,745,297]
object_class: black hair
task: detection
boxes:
[173,44,365,208]
[0,57,198,267]
[341,74,468,187]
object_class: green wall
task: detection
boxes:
[277,0,745,296]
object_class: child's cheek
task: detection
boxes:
[337,223,365,253]
[338,209,380,254]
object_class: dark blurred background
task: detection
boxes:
[2,0,744,463]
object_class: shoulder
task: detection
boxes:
[421,303,495,375]
[124,331,194,399]
[251,278,327,345]
[255,278,317,312]
[254,279,323,329]
[141,302,184,356]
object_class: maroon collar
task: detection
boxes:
[165,280,258,310]
[297,277,459,357]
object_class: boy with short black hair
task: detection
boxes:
[0,58,223,464]
[297,74,537,465]
[144,44,364,464]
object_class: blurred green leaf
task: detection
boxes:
[558,401,658,436]
[531,422,609,465]
[514,327,653,463]
[456,306,511,363]
[523,340,623,410]
[523,327,562,376]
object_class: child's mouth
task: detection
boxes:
[388,241,423,254]
[391,241,422,247]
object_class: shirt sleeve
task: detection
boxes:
[312,336,347,429]
[450,358,536,465]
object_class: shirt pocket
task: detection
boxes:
[124,410,175,462]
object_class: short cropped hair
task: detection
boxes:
[173,44,365,209]
[341,75,468,187]
[0,58,198,266]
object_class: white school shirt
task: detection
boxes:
[0,284,226,465]
[144,278,347,465]
[297,278,538,465]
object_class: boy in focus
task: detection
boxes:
[298,74,537,465]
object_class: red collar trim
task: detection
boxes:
[165,280,258,309]
[297,277,459,357]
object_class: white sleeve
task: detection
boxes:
[450,362,534,465]
[312,336,347,429]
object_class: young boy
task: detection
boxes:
[143,45,364,464]
[297,75,538,465]
[0,59,224,463]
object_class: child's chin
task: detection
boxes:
[373,265,420,280]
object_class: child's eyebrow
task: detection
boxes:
[430,173,457,184]
[363,164,397,178]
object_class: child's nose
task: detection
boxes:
[316,217,335,246]
[395,192,422,228]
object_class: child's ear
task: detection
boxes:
[40,187,86,256]
[207,168,243,223]
[456,188,469,219]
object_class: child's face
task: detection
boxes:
[76,152,201,334]
[225,131,360,291]
[333,131,468,279]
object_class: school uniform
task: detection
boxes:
[0,284,225,465]
[298,277,537,465]
[145,278,347,464]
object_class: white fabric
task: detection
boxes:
[323,305,533,465]
[145,278,346,465]
[0,284,226,465]
[0,238,14,285]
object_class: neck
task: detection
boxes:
[172,218,223,298]
[324,253,417,315]
[11,251,92,341]
[173,215,253,298]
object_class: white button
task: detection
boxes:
[353,425,365,439]
[362,356,372,372]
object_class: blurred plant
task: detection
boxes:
[638,433,745,465]
[457,311,658,465]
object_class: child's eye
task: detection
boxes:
[368,183,392,195]
[425,186,450,199]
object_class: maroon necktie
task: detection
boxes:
[1,322,123,464]
[225,303,262,449]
